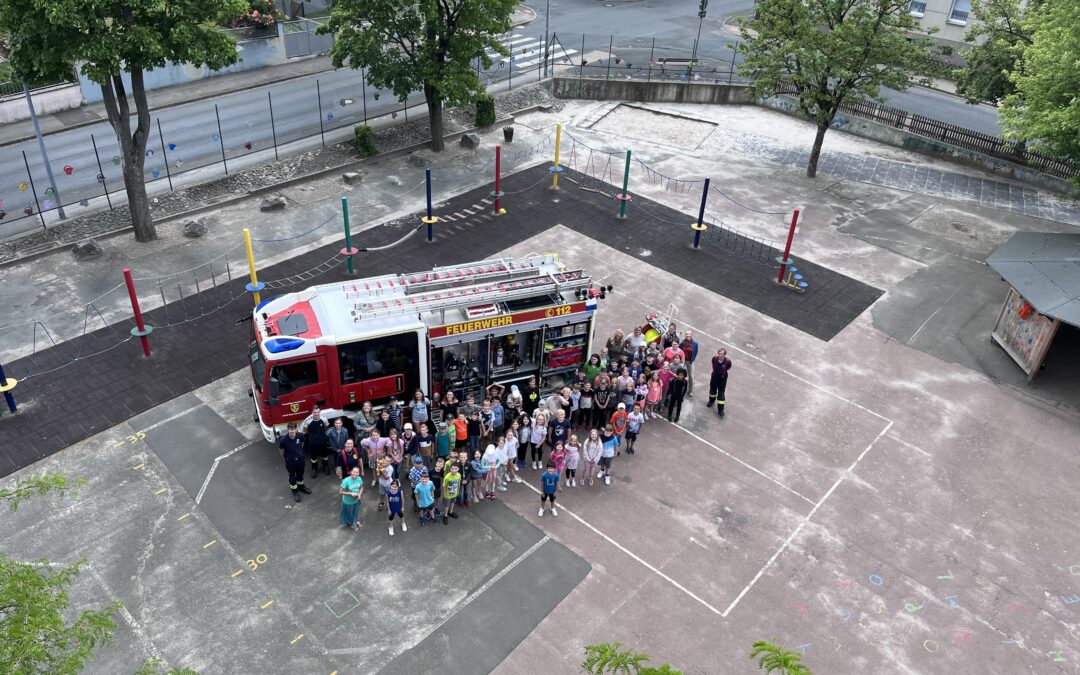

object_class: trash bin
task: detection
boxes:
[503,126,514,142]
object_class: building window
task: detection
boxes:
[948,0,971,24]
[909,0,926,16]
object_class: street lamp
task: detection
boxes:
[689,0,707,80]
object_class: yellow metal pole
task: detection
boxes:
[551,123,562,190]
[243,228,261,305]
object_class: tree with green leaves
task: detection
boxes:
[954,0,1035,105]
[1,473,119,674]
[1000,0,1080,174]
[0,0,246,242]
[581,643,682,675]
[320,0,517,152]
[750,640,812,674]
[737,0,936,177]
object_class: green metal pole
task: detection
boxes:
[342,196,355,275]
[617,149,632,219]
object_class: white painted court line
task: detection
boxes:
[721,420,894,617]
[329,535,552,658]
[195,441,256,505]
[137,403,205,435]
[671,422,815,506]
[520,482,724,617]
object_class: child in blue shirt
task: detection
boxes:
[386,480,406,536]
[538,462,559,518]
[414,472,436,525]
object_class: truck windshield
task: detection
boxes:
[249,324,265,393]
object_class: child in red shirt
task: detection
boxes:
[453,413,469,450]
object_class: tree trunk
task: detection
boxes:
[100,69,156,242]
[806,121,829,179]
[425,83,444,152]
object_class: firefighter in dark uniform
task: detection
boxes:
[278,423,312,502]
[706,348,732,417]
[302,405,331,478]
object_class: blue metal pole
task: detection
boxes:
[693,178,710,249]
[425,168,434,242]
[0,362,17,413]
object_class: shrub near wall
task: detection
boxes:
[354,124,378,156]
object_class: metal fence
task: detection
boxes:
[282,18,334,58]
[777,85,1079,181]
[0,71,77,99]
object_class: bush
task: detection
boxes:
[354,124,378,157]
[229,0,284,28]
[475,95,496,128]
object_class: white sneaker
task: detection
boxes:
[497,486,508,492]
[538,507,544,517]
[572,478,577,487]
[401,521,408,532]
[552,507,558,517]
[605,476,611,485]
[597,471,605,479]
[513,476,522,483]
[388,525,395,536]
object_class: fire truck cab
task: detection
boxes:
[248,255,602,441]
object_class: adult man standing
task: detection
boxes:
[301,405,330,478]
[679,331,699,399]
[706,348,732,416]
[278,423,312,502]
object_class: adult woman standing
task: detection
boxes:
[605,330,626,360]
[338,466,364,530]
[409,389,431,429]
[352,401,377,440]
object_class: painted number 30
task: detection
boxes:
[246,553,269,571]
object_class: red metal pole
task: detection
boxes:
[493,144,502,215]
[777,208,801,284]
[123,268,152,357]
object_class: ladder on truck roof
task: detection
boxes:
[351,269,593,320]
[340,256,554,302]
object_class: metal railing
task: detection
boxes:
[0,72,77,99]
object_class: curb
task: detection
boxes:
[513,5,539,26]
[0,106,553,270]
[0,56,339,149]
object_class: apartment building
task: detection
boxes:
[907,0,974,49]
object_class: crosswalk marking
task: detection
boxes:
[483,34,581,70]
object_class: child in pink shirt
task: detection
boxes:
[549,441,568,490]
[646,371,663,419]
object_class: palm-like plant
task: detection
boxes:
[582,643,682,675]
[750,640,812,675]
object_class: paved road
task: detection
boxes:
[0,0,1000,237]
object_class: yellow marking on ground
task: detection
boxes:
[260,600,274,609]
[177,513,190,521]
[231,569,244,578]
[290,634,304,645]
[154,487,167,495]
[133,463,145,469]
[203,540,217,549]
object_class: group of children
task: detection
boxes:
[301,321,706,534]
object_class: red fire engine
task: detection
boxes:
[248,255,603,441]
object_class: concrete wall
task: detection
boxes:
[550,77,1074,195]
[549,77,755,105]
[0,84,84,124]
[77,32,287,104]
